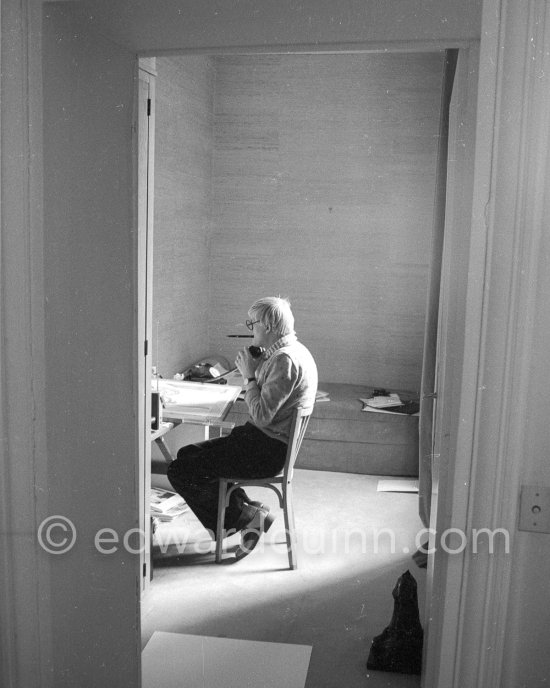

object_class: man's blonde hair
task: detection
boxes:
[248,296,295,336]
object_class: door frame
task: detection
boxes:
[421,42,481,687]
[137,59,156,593]
[135,41,480,683]
[423,1,550,685]
[4,2,538,687]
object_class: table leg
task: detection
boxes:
[155,437,175,464]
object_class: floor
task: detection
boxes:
[141,469,426,688]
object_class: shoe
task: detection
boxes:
[234,507,275,561]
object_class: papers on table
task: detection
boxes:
[157,379,241,420]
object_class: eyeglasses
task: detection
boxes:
[245,319,260,331]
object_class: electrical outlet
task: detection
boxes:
[518,485,550,533]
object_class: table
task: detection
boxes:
[147,381,242,582]
[151,421,177,463]
[151,380,242,463]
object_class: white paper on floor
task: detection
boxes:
[142,631,312,688]
[377,479,419,493]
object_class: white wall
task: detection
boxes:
[209,52,443,389]
[484,3,550,684]
[42,7,140,687]
[153,52,443,389]
[71,0,482,52]
[153,56,215,376]
[424,3,550,686]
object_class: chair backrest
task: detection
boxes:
[282,406,313,482]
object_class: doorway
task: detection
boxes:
[138,47,477,686]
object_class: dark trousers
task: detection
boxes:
[167,422,287,537]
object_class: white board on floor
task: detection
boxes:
[142,631,312,688]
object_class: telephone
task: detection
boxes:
[248,345,264,358]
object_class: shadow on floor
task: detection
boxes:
[142,470,427,688]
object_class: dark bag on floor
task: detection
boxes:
[366,569,423,675]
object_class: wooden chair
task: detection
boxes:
[215,406,313,569]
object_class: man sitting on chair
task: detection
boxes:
[167,296,318,561]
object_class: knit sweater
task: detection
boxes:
[244,333,318,442]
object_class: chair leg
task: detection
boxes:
[283,483,297,569]
[215,480,228,563]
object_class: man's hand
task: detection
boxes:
[235,347,259,379]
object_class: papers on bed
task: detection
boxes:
[362,393,404,409]
[360,393,420,416]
